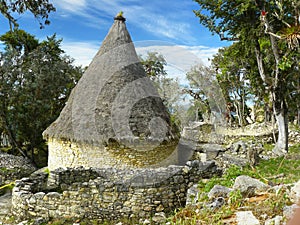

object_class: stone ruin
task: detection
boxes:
[11,15,218,222]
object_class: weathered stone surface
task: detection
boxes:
[186,184,199,205]
[195,143,224,162]
[181,122,214,143]
[0,192,12,219]
[264,215,282,225]
[11,161,218,222]
[152,212,166,224]
[231,140,247,154]
[233,175,269,197]
[283,204,300,221]
[206,197,225,210]
[290,180,300,204]
[208,184,232,199]
[235,211,260,225]
[0,152,36,189]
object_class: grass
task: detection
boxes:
[0,181,15,190]
[3,135,300,225]
[169,142,300,225]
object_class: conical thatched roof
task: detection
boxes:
[43,16,179,149]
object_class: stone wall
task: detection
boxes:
[0,152,36,191]
[48,138,179,171]
[12,161,218,222]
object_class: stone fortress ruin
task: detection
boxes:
[11,15,218,222]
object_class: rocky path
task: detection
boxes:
[0,192,12,223]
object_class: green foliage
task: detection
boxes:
[194,0,300,150]
[289,143,300,153]
[0,29,39,54]
[185,65,222,122]
[0,0,56,29]
[278,55,293,71]
[169,141,300,224]
[0,30,83,165]
[198,165,256,192]
[228,189,243,208]
[140,51,167,80]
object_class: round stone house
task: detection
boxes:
[43,15,180,171]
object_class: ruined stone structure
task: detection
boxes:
[12,161,218,221]
[43,15,180,171]
[11,15,218,222]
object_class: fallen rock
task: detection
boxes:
[186,184,199,205]
[235,211,260,225]
[0,192,12,220]
[208,184,232,199]
[283,204,300,221]
[290,180,300,204]
[233,175,269,197]
[152,212,166,224]
[206,197,225,210]
[181,122,213,143]
[196,144,224,162]
[264,215,282,225]
[231,140,247,154]
[216,154,248,168]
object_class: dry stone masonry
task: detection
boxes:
[12,161,218,221]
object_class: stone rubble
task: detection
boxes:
[290,179,300,204]
[233,175,269,197]
[207,184,232,199]
[236,211,260,225]
[264,216,283,225]
[185,175,300,225]
[0,152,35,171]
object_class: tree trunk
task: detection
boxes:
[0,112,28,158]
[256,19,289,155]
[268,25,289,155]
[272,86,288,155]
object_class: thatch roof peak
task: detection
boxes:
[114,11,126,22]
[43,16,179,149]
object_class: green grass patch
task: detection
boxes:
[198,165,258,192]
[0,181,15,190]
[263,143,274,151]
[169,142,300,224]
[289,143,300,154]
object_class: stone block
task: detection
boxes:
[208,185,232,199]
[233,175,269,197]
[290,180,300,204]
[235,211,260,225]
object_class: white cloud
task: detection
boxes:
[179,46,220,66]
[52,0,87,12]
[61,41,99,66]
[61,39,220,68]
[52,0,197,44]
[135,43,221,86]
[60,40,221,88]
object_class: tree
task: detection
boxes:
[212,43,254,126]
[140,52,181,109]
[0,0,56,29]
[185,64,226,125]
[0,30,83,165]
[193,0,300,155]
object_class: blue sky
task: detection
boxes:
[0,0,232,67]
